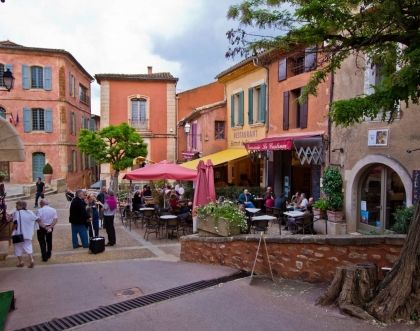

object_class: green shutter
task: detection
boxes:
[238,91,244,126]
[259,84,266,123]
[45,108,53,132]
[230,94,235,127]
[23,107,31,132]
[248,88,253,124]
[22,65,30,89]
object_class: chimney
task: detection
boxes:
[147,66,152,74]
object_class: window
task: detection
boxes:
[70,112,76,135]
[283,88,308,130]
[0,107,5,119]
[22,65,52,90]
[72,150,77,172]
[283,46,317,79]
[191,122,198,150]
[23,107,53,133]
[130,98,148,130]
[79,84,89,104]
[69,73,77,97]
[215,121,225,140]
[248,84,266,124]
[230,91,244,127]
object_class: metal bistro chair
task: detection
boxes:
[251,218,269,234]
[177,212,193,236]
[141,209,156,229]
[295,212,315,234]
[165,217,180,239]
[144,214,160,240]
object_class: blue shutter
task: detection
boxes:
[45,108,53,132]
[304,46,317,72]
[23,107,31,132]
[22,65,30,89]
[248,88,254,124]
[278,58,287,81]
[259,84,267,123]
[230,95,235,127]
[238,91,244,126]
[44,66,52,90]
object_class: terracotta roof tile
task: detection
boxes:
[95,73,178,84]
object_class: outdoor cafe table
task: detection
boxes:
[250,215,277,233]
[245,208,261,233]
[159,215,178,238]
[284,210,305,234]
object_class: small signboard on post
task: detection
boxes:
[413,170,420,204]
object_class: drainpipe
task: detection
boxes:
[328,70,335,165]
[175,95,179,162]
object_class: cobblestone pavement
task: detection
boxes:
[1,191,181,268]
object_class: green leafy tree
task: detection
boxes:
[78,123,147,192]
[227,0,420,126]
[227,1,420,323]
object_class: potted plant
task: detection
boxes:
[197,201,248,237]
[43,163,53,184]
[322,167,345,222]
[312,197,328,219]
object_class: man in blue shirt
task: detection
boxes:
[238,189,255,208]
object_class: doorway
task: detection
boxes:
[358,164,406,233]
[32,153,45,181]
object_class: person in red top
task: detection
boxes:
[264,186,275,208]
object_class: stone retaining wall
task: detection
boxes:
[180,234,405,283]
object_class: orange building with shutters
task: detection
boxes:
[95,67,178,184]
[243,48,330,199]
[0,41,94,188]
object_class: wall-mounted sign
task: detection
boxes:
[368,129,389,146]
[413,170,420,204]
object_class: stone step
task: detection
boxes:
[5,188,56,203]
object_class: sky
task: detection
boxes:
[0,0,242,114]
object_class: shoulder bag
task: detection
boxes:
[12,211,24,244]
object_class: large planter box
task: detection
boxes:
[327,210,345,223]
[313,208,327,220]
[198,216,241,237]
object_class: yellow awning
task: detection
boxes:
[181,148,248,170]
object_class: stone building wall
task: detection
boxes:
[180,235,404,283]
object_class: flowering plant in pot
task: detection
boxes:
[197,201,248,237]
[312,197,328,219]
[322,166,345,222]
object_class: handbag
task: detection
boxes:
[11,211,24,244]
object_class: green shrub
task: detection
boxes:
[391,205,415,234]
[43,163,53,174]
[322,167,343,211]
[197,201,248,232]
[313,198,328,210]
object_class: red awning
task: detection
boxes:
[244,131,324,152]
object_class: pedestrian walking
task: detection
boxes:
[34,177,45,208]
[103,190,117,246]
[13,200,40,268]
[36,199,58,262]
[69,190,90,249]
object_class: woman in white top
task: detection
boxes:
[13,200,41,268]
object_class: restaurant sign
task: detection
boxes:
[245,139,293,152]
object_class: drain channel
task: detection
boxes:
[17,271,249,331]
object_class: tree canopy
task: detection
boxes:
[78,123,147,190]
[226,0,420,126]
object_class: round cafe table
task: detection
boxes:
[159,215,178,238]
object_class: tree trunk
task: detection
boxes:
[317,263,378,321]
[318,204,420,323]
[111,170,119,193]
[367,203,420,322]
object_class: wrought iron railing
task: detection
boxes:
[129,119,149,131]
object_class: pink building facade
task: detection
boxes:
[0,41,94,189]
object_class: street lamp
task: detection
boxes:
[184,122,191,134]
[3,68,15,91]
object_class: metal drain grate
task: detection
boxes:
[17,271,249,331]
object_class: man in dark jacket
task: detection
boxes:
[69,190,90,248]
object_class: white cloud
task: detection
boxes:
[0,0,239,114]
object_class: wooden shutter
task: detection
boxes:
[304,46,317,72]
[248,87,254,124]
[45,108,53,132]
[44,66,52,90]
[22,65,30,89]
[230,95,235,127]
[69,72,73,96]
[278,58,287,81]
[299,89,308,129]
[283,91,289,130]
[238,91,244,126]
[23,107,31,132]
[259,83,267,123]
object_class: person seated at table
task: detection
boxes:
[306,197,314,213]
[298,193,309,210]
[264,186,275,208]
[291,191,301,205]
[169,193,180,213]
[132,189,143,211]
[274,192,286,210]
[142,185,152,198]
[238,189,255,208]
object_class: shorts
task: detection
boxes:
[14,239,33,256]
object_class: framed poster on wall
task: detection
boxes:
[368,129,389,146]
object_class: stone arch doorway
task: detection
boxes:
[345,154,412,233]
[0,117,25,181]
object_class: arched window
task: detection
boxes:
[0,107,6,119]
[130,98,147,130]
